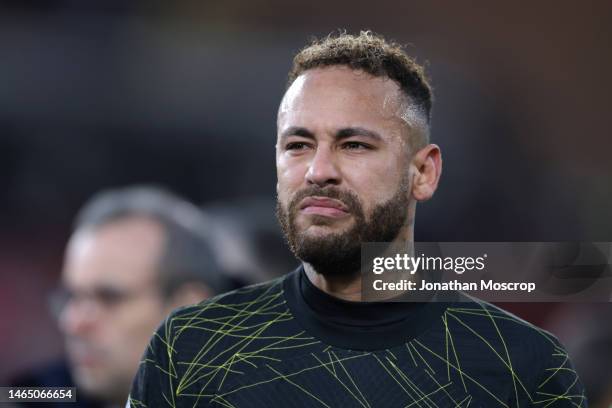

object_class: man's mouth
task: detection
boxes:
[299,196,350,218]
[67,340,107,367]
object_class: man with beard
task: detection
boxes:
[129,32,586,407]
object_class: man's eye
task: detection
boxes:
[342,141,370,150]
[286,142,310,150]
[96,288,128,306]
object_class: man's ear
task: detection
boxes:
[411,144,442,202]
[164,282,212,313]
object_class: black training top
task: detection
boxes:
[129,267,586,407]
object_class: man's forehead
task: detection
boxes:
[280,67,405,111]
[68,217,164,254]
[277,67,425,135]
[63,217,165,285]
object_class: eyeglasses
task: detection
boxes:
[48,285,158,320]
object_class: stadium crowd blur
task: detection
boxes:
[1,1,611,406]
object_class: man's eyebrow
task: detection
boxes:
[336,127,382,142]
[279,126,315,141]
[279,126,383,142]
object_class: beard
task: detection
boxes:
[277,178,410,278]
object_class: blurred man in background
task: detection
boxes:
[13,186,232,407]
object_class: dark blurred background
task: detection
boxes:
[1,0,611,402]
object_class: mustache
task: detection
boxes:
[288,186,362,214]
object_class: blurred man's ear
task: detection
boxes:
[164,283,211,312]
[411,144,442,202]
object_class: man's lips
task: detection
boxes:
[67,341,107,367]
[299,197,349,218]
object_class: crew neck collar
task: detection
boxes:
[283,266,455,350]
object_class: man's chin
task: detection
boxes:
[293,232,362,275]
[72,366,106,395]
[296,217,354,235]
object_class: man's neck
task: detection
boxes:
[303,264,363,302]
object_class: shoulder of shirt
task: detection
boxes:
[443,293,584,402]
[166,273,289,321]
[449,291,563,350]
[147,274,293,364]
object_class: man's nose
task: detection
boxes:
[305,146,341,187]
